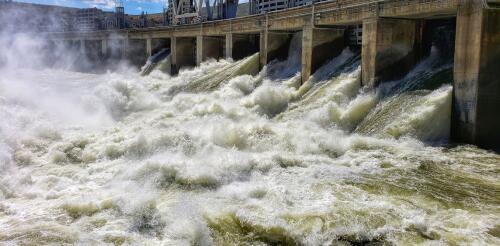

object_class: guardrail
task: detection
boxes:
[483,0,500,8]
[267,0,457,25]
[45,0,461,38]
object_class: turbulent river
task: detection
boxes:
[0,36,499,245]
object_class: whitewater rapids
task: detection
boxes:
[0,47,499,245]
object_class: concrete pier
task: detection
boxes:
[196,36,203,65]
[301,26,345,82]
[146,38,152,57]
[79,39,85,55]
[452,2,500,150]
[225,33,233,59]
[101,39,107,58]
[361,18,418,87]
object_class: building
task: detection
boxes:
[116,0,126,29]
[75,8,103,31]
[251,0,289,14]
[249,0,328,14]
[165,0,242,25]
[0,1,78,32]
[0,0,251,32]
[0,1,125,32]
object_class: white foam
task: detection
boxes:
[0,34,497,245]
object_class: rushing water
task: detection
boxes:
[0,35,499,245]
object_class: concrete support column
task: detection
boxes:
[101,39,107,58]
[301,26,345,83]
[259,31,267,69]
[225,33,233,59]
[196,35,203,65]
[452,3,500,150]
[79,39,85,55]
[170,37,178,74]
[302,25,313,83]
[361,17,418,87]
[146,38,152,57]
[122,38,129,60]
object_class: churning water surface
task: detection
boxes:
[0,38,499,245]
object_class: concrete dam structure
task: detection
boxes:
[46,0,500,150]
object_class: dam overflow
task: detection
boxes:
[2,0,500,245]
[47,0,500,150]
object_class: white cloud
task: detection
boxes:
[128,0,164,3]
[80,0,167,11]
[84,0,115,9]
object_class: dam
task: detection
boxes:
[1,0,500,245]
[46,0,500,151]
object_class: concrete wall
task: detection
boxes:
[453,3,500,150]
[197,36,224,65]
[151,38,170,55]
[361,17,418,87]
[64,40,81,55]
[106,39,126,60]
[301,26,345,82]
[83,40,103,61]
[171,37,196,74]
[260,31,294,68]
[227,34,260,61]
[259,31,266,68]
[126,39,148,68]
[420,18,456,60]
[101,39,107,58]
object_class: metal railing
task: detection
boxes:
[45,0,461,36]
[483,0,500,8]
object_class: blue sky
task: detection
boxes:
[17,0,167,14]
[16,0,249,15]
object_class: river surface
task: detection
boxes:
[0,44,499,245]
